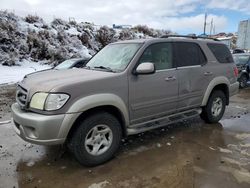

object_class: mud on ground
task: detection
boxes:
[0,84,16,121]
[0,85,250,188]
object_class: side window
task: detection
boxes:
[139,43,173,70]
[74,60,86,68]
[174,42,206,67]
[207,43,233,63]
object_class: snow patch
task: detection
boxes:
[65,27,81,35]
[235,133,250,140]
[219,147,233,154]
[26,161,35,167]
[0,60,51,85]
[0,120,11,125]
[88,180,109,188]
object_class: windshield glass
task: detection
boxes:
[233,55,250,65]
[55,59,76,70]
[86,43,141,72]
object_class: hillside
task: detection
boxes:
[0,11,172,66]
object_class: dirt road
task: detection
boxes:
[0,85,250,188]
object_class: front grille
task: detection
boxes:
[16,85,28,108]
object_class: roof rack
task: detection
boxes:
[160,35,219,41]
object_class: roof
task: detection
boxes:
[113,37,221,45]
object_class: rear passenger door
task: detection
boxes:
[174,42,211,111]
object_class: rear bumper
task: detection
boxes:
[11,103,66,145]
[229,82,239,97]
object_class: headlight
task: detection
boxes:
[30,93,69,111]
[30,92,48,110]
[45,93,69,111]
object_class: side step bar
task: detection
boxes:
[127,108,201,135]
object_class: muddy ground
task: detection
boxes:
[0,85,250,188]
[0,84,16,121]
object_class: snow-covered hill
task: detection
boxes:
[0,11,172,67]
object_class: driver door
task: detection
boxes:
[129,42,178,125]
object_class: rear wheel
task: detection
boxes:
[239,74,248,88]
[68,112,122,166]
[200,90,226,123]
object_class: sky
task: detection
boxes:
[1,0,250,35]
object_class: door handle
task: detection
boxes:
[204,72,213,76]
[165,76,176,81]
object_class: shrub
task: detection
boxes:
[133,25,154,36]
[25,15,41,24]
[96,26,116,48]
[119,29,135,40]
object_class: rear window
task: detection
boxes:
[207,43,233,63]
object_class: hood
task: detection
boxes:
[19,68,115,92]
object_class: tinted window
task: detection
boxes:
[207,43,233,63]
[139,43,173,70]
[174,42,206,67]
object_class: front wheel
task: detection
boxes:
[200,90,226,123]
[68,112,122,167]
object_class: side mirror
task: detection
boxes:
[135,62,155,75]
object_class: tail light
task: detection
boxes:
[233,66,238,77]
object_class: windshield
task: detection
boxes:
[55,59,77,70]
[233,55,250,65]
[86,43,142,72]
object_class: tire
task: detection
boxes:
[68,112,122,167]
[239,74,248,88]
[200,90,226,123]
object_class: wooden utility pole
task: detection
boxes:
[203,12,207,35]
[210,18,213,37]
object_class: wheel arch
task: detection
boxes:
[66,105,128,142]
[58,94,129,140]
[201,77,230,106]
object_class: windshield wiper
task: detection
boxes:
[93,66,115,72]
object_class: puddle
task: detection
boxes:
[219,166,250,184]
[220,114,250,132]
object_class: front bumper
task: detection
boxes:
[229,82,239,97]
[11,103,66,145]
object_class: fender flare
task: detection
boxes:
[58,94,129,139]
[201,76,230,106]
